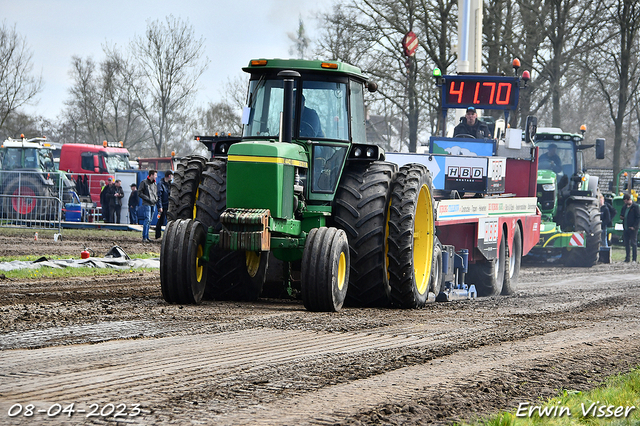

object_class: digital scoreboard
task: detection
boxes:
[441,75,520,110]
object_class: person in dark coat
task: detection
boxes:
[453,106,491,138]
[128,183,139,225]
[599,194,611,247]
[620,193,640,262]
[138,170,158,242]
[155,171,173,239]
[100,178,113,223]
[109,179,124,224]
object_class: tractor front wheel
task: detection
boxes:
[301,227,350,312]
[160,219,207,304]
[387,163,435,308]
[561,202,602,267]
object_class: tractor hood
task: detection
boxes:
[537,169,556,184]
[226,141,308,220]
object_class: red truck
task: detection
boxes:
[58,142,132,207]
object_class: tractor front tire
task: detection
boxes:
[468,231,506,297]
[333,161,396,307]
[167,155,208,221]
[301,227,350,312]
[387,164,436,308]
[195,160,268,301]
[561,202,602,267]
[160,219,207,304]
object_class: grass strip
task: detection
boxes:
[466,368,640,425]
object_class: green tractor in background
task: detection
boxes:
[532,127,605,266]
[161,59,439,311]
[0,136,78,220]
[606,168,640,242]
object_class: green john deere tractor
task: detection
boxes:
[532,127,605,266]
[606,168,640,242]
[160,59,439,311]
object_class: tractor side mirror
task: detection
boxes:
[367,81,378,93]
[524,115,537,144]
[595,138,605,159]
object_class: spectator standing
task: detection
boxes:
[138,170,158,242]
[109,179,125,224]
[99,179,108,222]
[155,171,173,239]
[101,178,114,223]
[128,183,139,225]
[620,193,640,262]
[599,194,610,247]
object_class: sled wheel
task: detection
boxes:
[468,230,506,297]
[502,225,522,295]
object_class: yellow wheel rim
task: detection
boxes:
[337,251,346,290]
[192,188,199,219]
[246,251,261,278]
[195,244,204,282]
[413,184,434,295]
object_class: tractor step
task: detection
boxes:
[220,208,271,251]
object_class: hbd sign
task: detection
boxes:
[447,166,483,179]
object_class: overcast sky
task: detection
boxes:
[2,0,326,122]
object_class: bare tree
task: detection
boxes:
[64,56,101,144]
[316,0,456,151]
[288,16,310,59]
[130,15,209,156]
[195,102,243,136]
[0,22,43,133]
[62,54,150,149]
[584,0,640,177]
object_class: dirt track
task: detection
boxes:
[0,230,639,425]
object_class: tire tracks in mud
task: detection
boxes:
[0,267,639,424]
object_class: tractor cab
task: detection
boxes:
[237,59,379,202]
[0,137,57,173]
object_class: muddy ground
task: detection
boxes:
[0,229,639,425]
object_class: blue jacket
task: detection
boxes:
[157,178,171,210]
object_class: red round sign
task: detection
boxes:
[402,31,418,57]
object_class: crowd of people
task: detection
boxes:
[99,169,173,242]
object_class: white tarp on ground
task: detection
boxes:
[0,257,159,272]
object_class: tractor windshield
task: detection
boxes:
[536,140,575,177]
[243,78,349,142]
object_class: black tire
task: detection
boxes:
[502,225,522,295]
[431,243,444,297]
[2,175,54,220]
[160,219,207,304]
[160,220,179,303]
[387,164,436,308]
[561,202,602,267]
[195,160,268,301]
[332,161,396,307]
[468,230,506,297]
[167,155,207,221]
[301,227,350,312]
